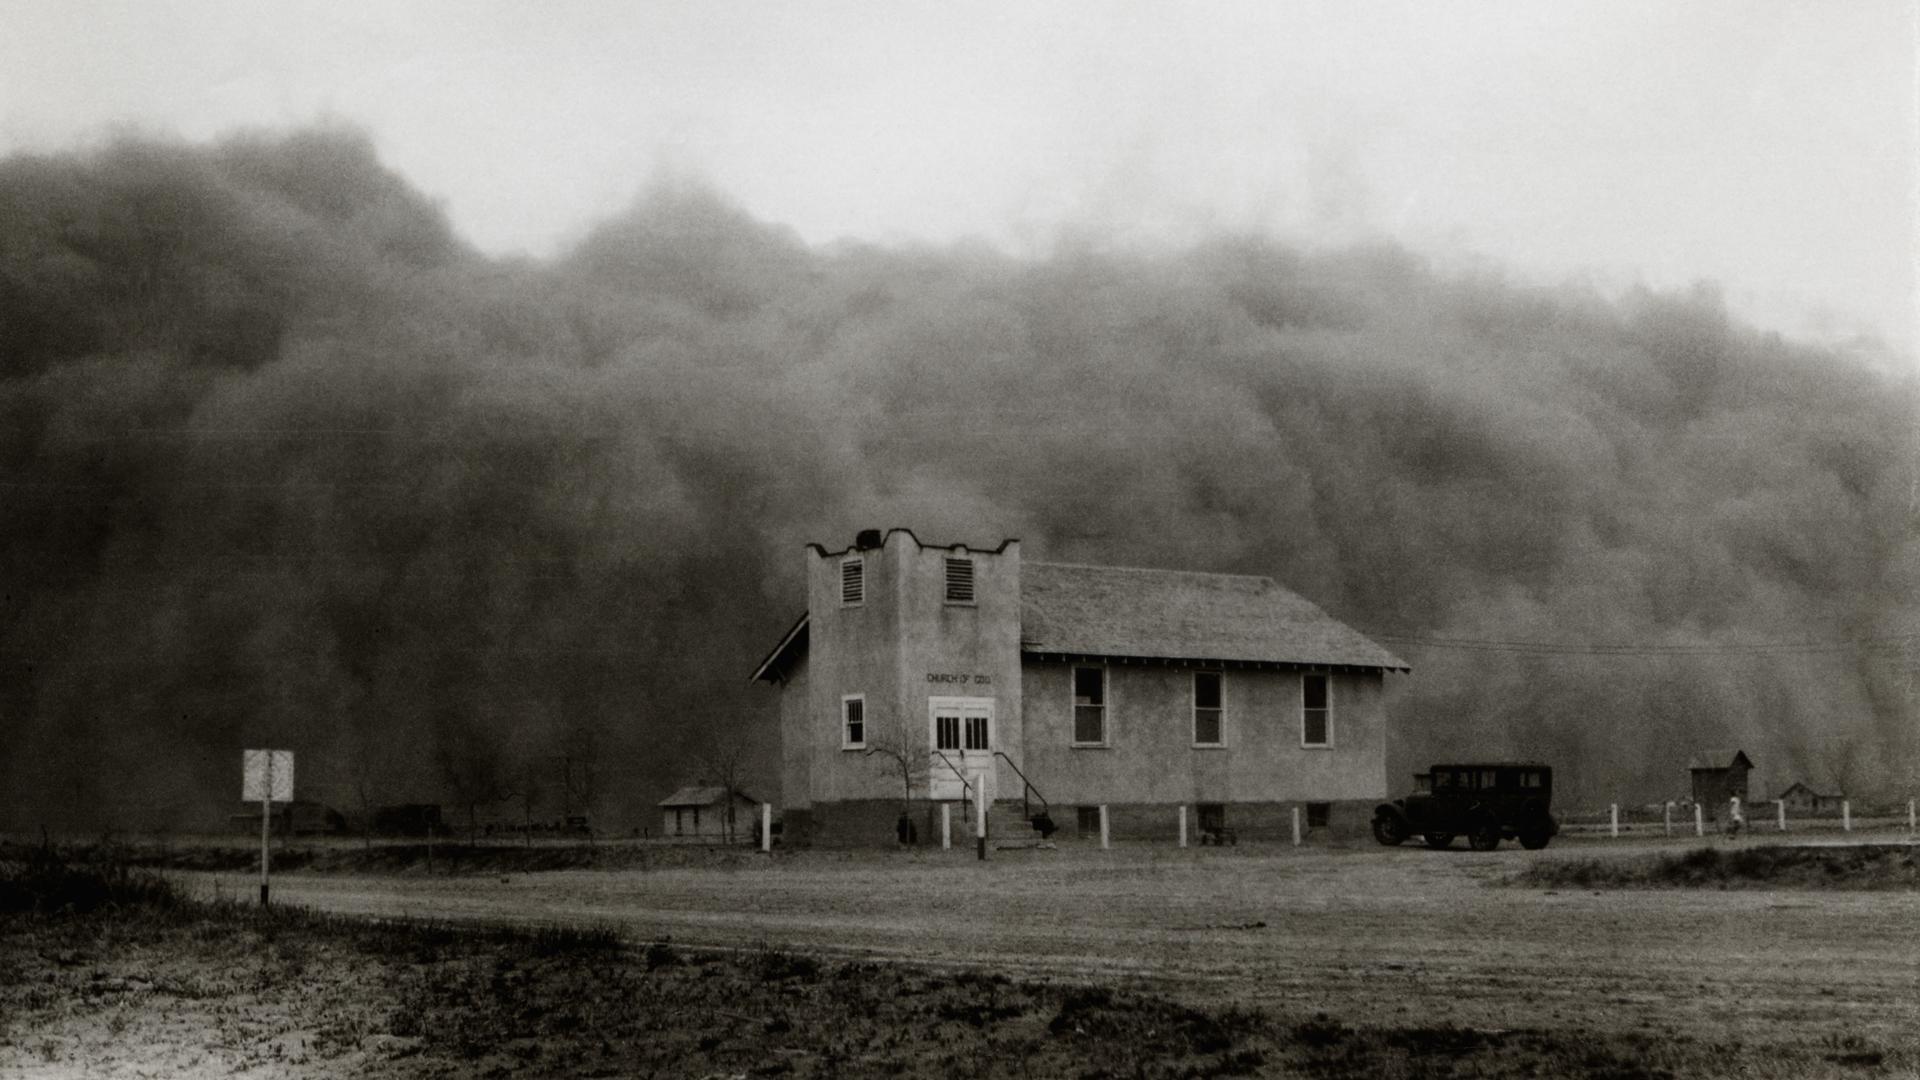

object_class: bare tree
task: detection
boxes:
[439,736,518,846]
[1817,735,1865,802]
[558,725,601,847]
[696,734,751,844]
[863,712,937,811]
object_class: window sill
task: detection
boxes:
[1300,743,1333,751]
[841,744,867,752]
[1191,743,1228,750]
[1070,742,1110,750]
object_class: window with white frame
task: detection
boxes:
[1072,665,1106,745]
[1301,672,1330,747]
[1193,671,1223,746]
[840,557,864,605]
[842,695,865,749]
[944,557,975,604]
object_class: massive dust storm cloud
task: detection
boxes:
[1,129,1912,830]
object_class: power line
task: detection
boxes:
[1363,629,1918,657]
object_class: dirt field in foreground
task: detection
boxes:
[2,835,1916,1079]
[172,834,1920,1050]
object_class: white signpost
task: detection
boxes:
[243,750,294,906]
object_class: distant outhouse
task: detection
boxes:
[1688,750,1752,817]
[658,785,760,842]
[1777,781,1843,814]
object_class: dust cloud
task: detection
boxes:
[2,129,1911,829]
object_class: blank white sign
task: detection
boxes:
[242,749,294,802]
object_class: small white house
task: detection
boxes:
[658,785,760,841]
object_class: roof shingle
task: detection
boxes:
[1019,562,1406,670]
[658,786,758,808]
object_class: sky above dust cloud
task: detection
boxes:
[3,0,1914,359]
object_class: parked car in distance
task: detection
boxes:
[1372,763,1558,850]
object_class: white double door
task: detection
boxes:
[928,696,994,804]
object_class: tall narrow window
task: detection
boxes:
[1302,672,1330,747]
[840,558,864,605]
[842,695,865,749]
[1193,672,1223,746]
[964,714,989,750]
[944,557,975,604]
[935,714,961,751]
[1072,666,1106,745]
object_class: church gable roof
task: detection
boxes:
[1019,562,1406,670]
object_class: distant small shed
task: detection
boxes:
[658,786,760,841]
[230,799,346,837]
[1688,749,1753,817]
[1777,781,1843,814]
[372,803,444,837]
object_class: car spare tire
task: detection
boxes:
[1468,821,1501,851]
[1371,813,1409,846]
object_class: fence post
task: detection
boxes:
[1729,796,1742,835]
[1842,800,1851,832]
[1099,805,1110,851]
[1609,803,1619,839]
[1694,804,1704,837]
[1178,805,1187,848]
[761,803,771,853]
[941,803,951,850]
[1776,800,1786,832]
[1908,799,1916,834]
[1291,806,1302,847]
[1663,802,1672,837]
[977,789,988,861]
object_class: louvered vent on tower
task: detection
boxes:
[841,557,864,605]
[944,557,975,604]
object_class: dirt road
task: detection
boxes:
[181,836,1920,1047]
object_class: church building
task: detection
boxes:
[750,529,1408,846]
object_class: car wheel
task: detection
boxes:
[1468,822,1501,851]
[1371,814,1408,846]
[1423,833,1455,849]
[1519,828,1551,850]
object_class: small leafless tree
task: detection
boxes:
[697,736,752,844]
[863,713,935,810]
[439,737,518,846]
[559,725,601,847]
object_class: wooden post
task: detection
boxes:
[1609,803,1619,839]
[760,803,771,853]
[941,803,951,850]
[976,790,987,861]
[1693,804,1704,837]
[1178,805,1187,848]
[1842,800,1851,832]
[1098,804,1109,851]
[259,768,271,907]
[1291,806,1302,847]
[1908,799,1916,834]
[1663,802,1672,837]
[1776,799,1786,832]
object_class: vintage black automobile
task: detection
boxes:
[1371,762,1558,850]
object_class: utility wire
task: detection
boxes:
[1362,630,1917,657]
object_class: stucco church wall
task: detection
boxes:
[1018,661,1388,807]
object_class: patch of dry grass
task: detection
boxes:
[2,850,1912,1077]
[1512,844,1920,891]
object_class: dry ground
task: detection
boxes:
[4,832,1916,1078]
[179,833,1920,1038]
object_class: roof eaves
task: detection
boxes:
[749,612,810,684]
